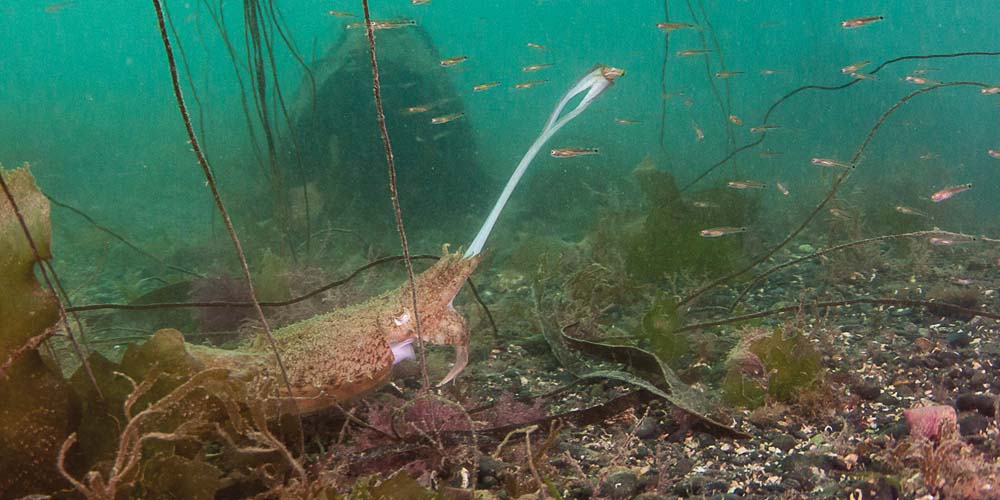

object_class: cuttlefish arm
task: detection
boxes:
[384,245,482,386]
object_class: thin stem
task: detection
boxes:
[150,0,298,420]
[203,0,268,183]
[66,254,499,340]
[658,0,670,155]
[679,50,1000,195]
[361,0,428,389]
[695,0,734,146]
[674,297,1000,334]
[0,169,102,398]
[684,0,729,146]
[729,230,980,311]
[677,81,986,308]
[47,193,204,279]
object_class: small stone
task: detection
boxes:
[564,480,593,500]
[890,307,913,317]
[956,393,997,417]
[884,421,909,440]
[673,475,708,496]
[947,332,972,348]
[851,380,882,401]
[600,471,639,500]
[477,455,508,486]
[771,433,797,452]
[635,418,662,440]
[959,413,989,437]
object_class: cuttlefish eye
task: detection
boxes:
[393,310,411,326]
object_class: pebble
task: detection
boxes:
[635,417,663,440]
[673,475,709,496]
[890,307,912,317]
[771,433,797,452]
[959,413,989,437]
[563,480,593,500]
[947,332,972,348]
[850,380,882,401]
[600,471,639,500]
[477,456,508,487]
[956,393,997,417]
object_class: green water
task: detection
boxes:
[5,1,998,253]
[4,1,1000,497]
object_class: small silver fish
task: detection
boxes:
[700,226,747,238]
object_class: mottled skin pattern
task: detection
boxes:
[189,247,482,413]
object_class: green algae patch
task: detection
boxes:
[636,293,689,369]
[722,326,824,408]
[623,159,757,281]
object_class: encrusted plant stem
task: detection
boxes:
[677,81,988,309]
[150,0,298,419]
[678,51,1000,195]
[658,0,670,154]
[361,0,429,389]
[674,297,1000,334]
[728,230,985,311]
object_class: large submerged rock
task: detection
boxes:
[284,25,490,244]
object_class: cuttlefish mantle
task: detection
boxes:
[190,246,482,413]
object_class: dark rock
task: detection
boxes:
[696,432,717,447]
[933,351,961,366]
[601,471,639,500]
[674,457,694,477]
[564,480,593,500]
[956,393,997,417]
[885,421,909,440]
[771,433,798,452]
[839,477,899,500]
[959,413,989,437]
[703,479,730,495]
[851,380,882,401]
[477,455,508,487]
[636,417,663,440]
[947,332,972,348]
[285,27,489,241]
[673,474,708,496]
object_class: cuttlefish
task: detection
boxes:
[188,64,623,413]
[188,247,481,413]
